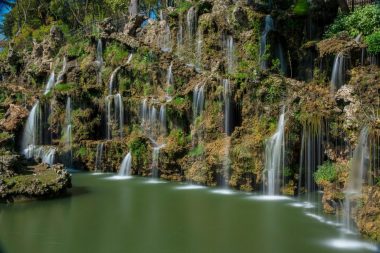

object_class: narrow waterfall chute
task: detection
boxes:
[265,108,286,195]
[44,72,55,95]
[118,152,132,177]
[330,52,345,92]
[343,127,369,232]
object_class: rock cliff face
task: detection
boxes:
[0,0,379,240]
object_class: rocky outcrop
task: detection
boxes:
[0,164,72,203]
[0,104,29,132]
[356,186,380,241]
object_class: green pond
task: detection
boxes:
[0,172,378,253]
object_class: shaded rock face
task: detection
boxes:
[356,187,380,241]
[0,104,29,132]
[0,155,21,177]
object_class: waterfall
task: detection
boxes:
[265,108,286,195]
[224,35,236,74]
[298,123,324,194]
[96,39,103,85]
[177,21,184,54]
[160,22,172,53]
[223,79,233,136]
[331,52,345,92]
[106,95,113,140]
[127,54,133,64]
[186,6,197,42]
[275,42,287,75]
[141,98,148,125]
[196,27,203,69]
[193,84,205,120]
[129,0,138,17]
[109,67,121,95]
[166,62,174,86]
[222,137,232,188]
[260,15,274,70]
[41,147,56,166]
[159,105,167,136]
[64,97,72,167]
[118,152,132,177]
[140,99,164,140]
[151,144,165,179]
[114,93,124,138]
[95,143,104,172]
[44,72,55,95]
[343,127,369,232]
[26,146,56,166]
[55,57,67,86]
[21,101,41,155]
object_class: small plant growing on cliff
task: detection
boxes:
[314,162,338,185]
[365,31,380,54]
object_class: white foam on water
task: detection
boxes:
[326,239,378,251]
[211,189,235,195]
[289,202,315,209]
[107,175,133,180]
[247,195,291,201]
[175,185,206,190]
[145,179,166,184]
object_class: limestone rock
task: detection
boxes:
[0,104,29,132]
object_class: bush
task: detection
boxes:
[104,43,129,66]
[314,162,338,184]
[128,137,148,158]
[55,83,76,92]
[67,39,89,58]
[325,5,380,38]
[189,144,204,157]
[365,31,380,54]
[32,25,52,43]
[293,0,309,16]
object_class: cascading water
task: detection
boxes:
[186,6,197,43]
[265,108,286,195]
[275,42,287,75]
[118,152,132,177]
[21,101,41,155]
[196,27,203,69]
[129,0,138,17]
[343,127,369,232]
[177,21,184,55]
[260,15,274,70]
[193,84,205,120]
[224,35,236,74]
[41,147,56,166]
[166,62,174,86]
[95,143,104,172]
[159,105,167,136]
[160,22,172,52]
[331,52,345,92]
[55,57,67,86]
[96,39,103,85]
[223,79,233,136]
[109,67,121,95]
[44,72,55,95]
[151,144,165,179]
[105,95,113,140]
[114,93,124,138]
[64,97,73,167]
[298,123,324,195]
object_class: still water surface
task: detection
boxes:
[0,172,378,253]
